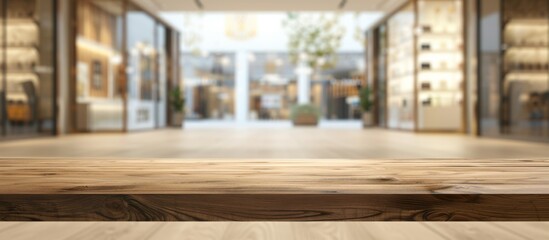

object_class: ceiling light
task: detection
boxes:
[339,0,348,9]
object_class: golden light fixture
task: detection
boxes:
[225,14,257,41]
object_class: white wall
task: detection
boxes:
[161,12,384,52]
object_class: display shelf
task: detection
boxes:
[5,18,39,26]
[504,70,549,75]
[5,70,38,75]
[418,50,461,54]
[417,69,462,74]
[419,89,461,93]
[417,32,461,38]
[504,18,549,26]
[414,0,464,131]
[503,44,548,50]
[368,0,466,132]
[4,45,38,50]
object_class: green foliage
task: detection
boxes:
[170,87,185,113]
[283,13,345,70]
[359,86,372,112]
[290,104,321,121]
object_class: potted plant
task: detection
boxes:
[359,86,373,128]
[290,104,320,126]
[170,87,185,128]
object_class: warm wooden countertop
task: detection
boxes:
[1,158,548,221]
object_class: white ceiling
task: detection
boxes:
[137,0,405,12]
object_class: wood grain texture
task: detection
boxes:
[0,158,549,221]
[1,194,548,221]
[1,158,549,194]
[0,222,547,240]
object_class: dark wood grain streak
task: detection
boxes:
[1,194,548,221]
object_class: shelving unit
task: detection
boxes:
[415,0,464,131]
[500,0,549,135]
[3,12,40,102]
[370,0,466,132]
[0,0,57,138]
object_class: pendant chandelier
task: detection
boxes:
[225,14,257,41]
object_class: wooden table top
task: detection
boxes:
[1,158,549,221]
[1,158,548,194]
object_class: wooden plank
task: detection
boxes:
[0,158,548,221]
[1,194,548,221]
[0,158,549,194]
[1,223,546,240]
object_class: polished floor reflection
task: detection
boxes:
[0,127,548,159]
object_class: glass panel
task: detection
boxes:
[75,0,124,132]
[182,52,236,120]
[478,0,502,136]
[126,3,157,130]
[321,53,363,120]
[375,25,387,127]
[155,24,167,127]
[249,53,293,120]
[4,0,55,137]
[501,0,549,138]
[387,3,415,130]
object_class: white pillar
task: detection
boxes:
[235,51,249,122]
[56,0,73,134]
[297,62,312,105]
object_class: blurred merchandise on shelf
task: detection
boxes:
[0,0,56,138]
[368,0,465,132]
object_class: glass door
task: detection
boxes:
[387,3,415,130]
[126,2,157,130]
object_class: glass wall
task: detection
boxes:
[182,52,236,120]
[247,52,364,120]
[75,0,124,132]
[1,0,56,138]
[249,53,295,120]
[479,0,549,140]
[478,0,502,136]
[73,0,178,132]
[126,2,157,130]
[369,0,466,132]
[321,52,365,120]
[155,24,168,128]
[387,3,415,130]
